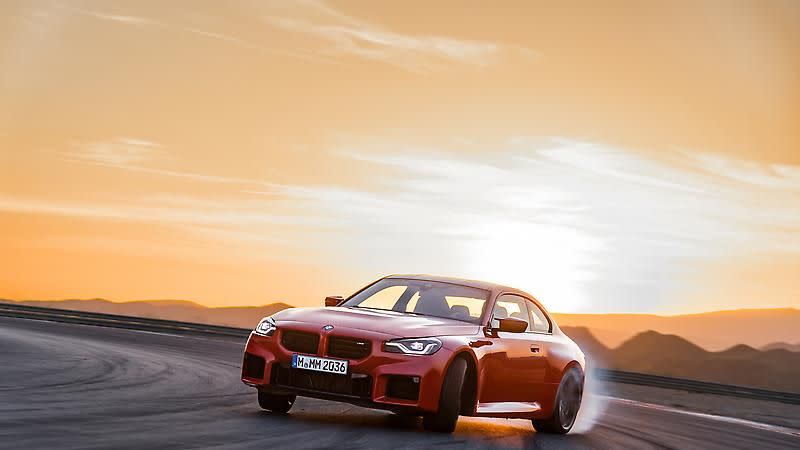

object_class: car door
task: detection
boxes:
[522,297,553,403]
[479,294,544,408]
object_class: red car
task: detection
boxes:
[241,275,585,434]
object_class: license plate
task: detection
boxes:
[291,354,348,375]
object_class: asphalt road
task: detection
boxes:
[1,316,798,450]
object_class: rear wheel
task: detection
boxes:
[531,367,583,434]
[258,391,295,413]
[423,357,467,433]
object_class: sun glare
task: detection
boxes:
[460,220,600,313]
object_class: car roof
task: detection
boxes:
[383,274,532,298]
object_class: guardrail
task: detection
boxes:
[0,302,250,338]
[594,368,800,405]
[2,301,799,405]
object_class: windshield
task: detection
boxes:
[341,278,489,324]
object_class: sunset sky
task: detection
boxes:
[1,0,798,314]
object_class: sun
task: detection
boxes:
[461,220,599,313]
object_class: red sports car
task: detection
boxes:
[241,275,585,434]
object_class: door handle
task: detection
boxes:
[469,339,492,348]
[530,345,541,354]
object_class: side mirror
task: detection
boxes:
[497,317,528,333]
[325,296,344,307]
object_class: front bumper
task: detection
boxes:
[241,324,453,414]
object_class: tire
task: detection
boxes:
[531,367,583,434]
[257,391,296,413]
[423,357,467,433]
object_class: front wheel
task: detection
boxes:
[531,367,583,434]
[258,391,296,413]
[423,357,467,433]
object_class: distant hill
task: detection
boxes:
[553,308,800,351]
[5,299,798,351]
[761,342,800,352]
[8,298,796,351]
[561,326,800,393]
[4,298,799,392]
[3,298,292,329]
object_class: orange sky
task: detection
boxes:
[1,0,798,313]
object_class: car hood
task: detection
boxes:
[273,307,481,338]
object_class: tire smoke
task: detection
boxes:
[571,352,610,434]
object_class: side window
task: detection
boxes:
[526,300,551,333]
[492,294,531,332]
[404,292,420,312]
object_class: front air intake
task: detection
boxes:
[242,353,266,380]
[386,375,420,401]
[280,330,320,354]
[327,336,371,360]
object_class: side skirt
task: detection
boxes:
[474,401,541,418]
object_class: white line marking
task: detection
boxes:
[132,329,187,338]
[606,396,800,438]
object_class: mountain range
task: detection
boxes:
[552,308,800,351]
[4,298,799,392]
[9,298,798,351]
[561,326,800,393]
[761,342,800,352]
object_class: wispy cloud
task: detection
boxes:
[691,152,800,190]
[261,1,537,72]
[50,2,536,73]
[77,10,155,27]
[0,195,308,228]
[260,139,800,312]
[64,6,317,60]
[4,137,799,312]
[61,137,278,187]
[64,137,159,166]
[267,18,504,71]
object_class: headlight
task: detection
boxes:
[254,317,276,336]
[384,337,442,355]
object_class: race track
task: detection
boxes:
[1,316,798,450]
